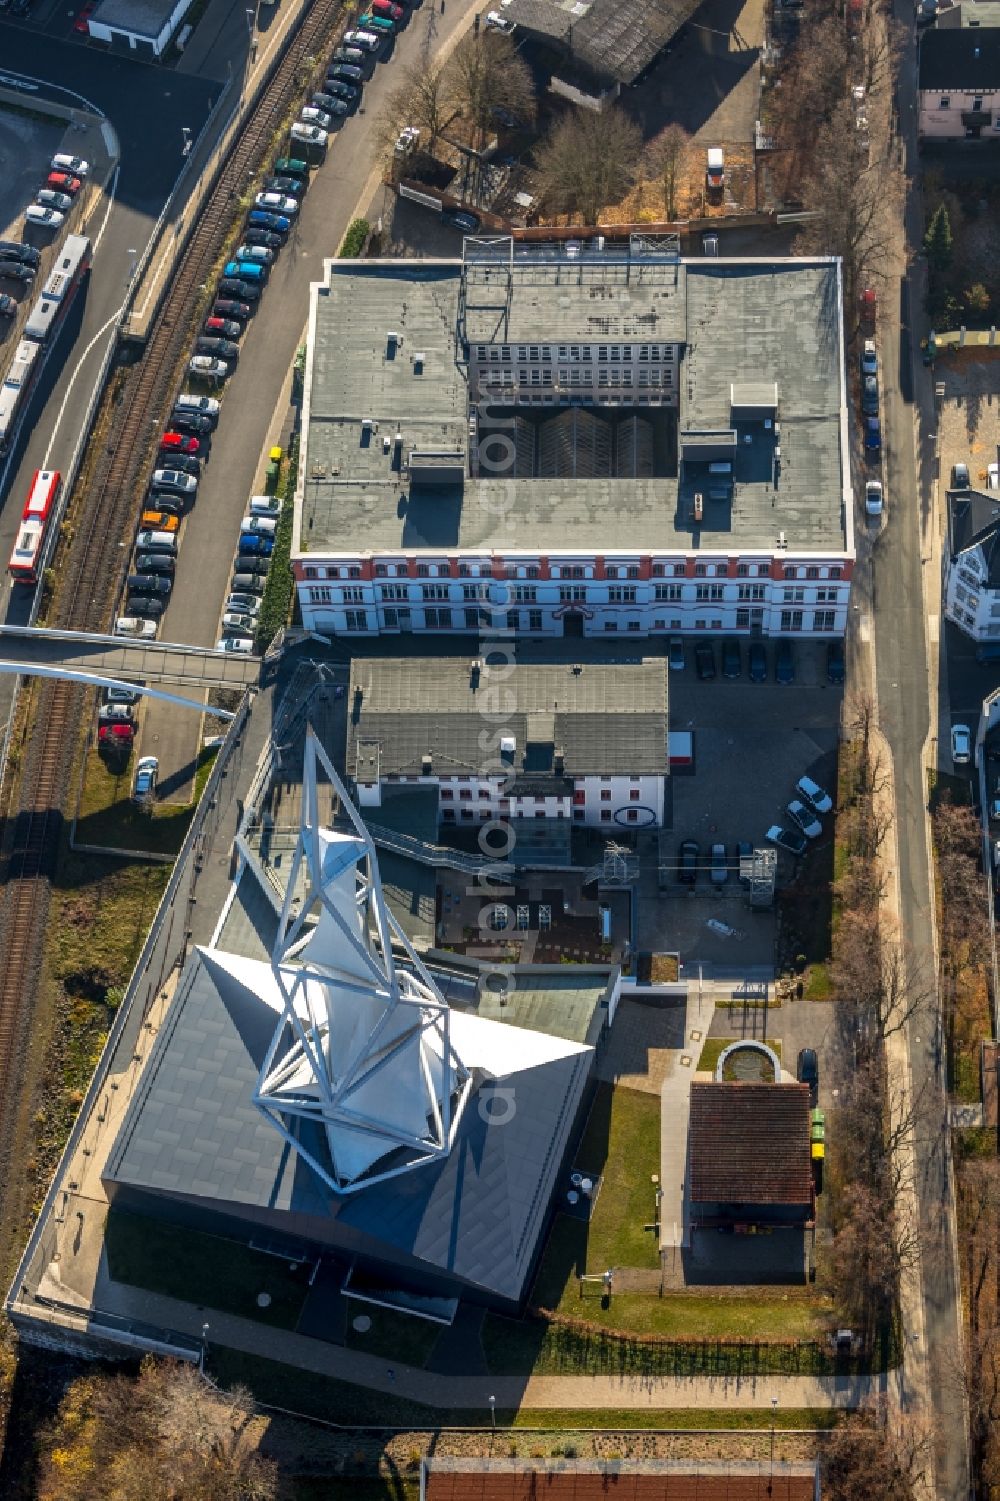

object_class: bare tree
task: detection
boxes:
[644,123,690,221]
[376,60,457,162]
[443,31,535,154]
[823,1400,931,1500]
[534,106,643,227]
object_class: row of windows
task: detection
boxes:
[305,562,846,585]
[480,367,671,388]
[439,784,645,801]
[442,807,643,823]
[473,344,676,364]
[329,605,845,634]
[309,583,847,608]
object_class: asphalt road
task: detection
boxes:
[139,0,482,797]
[876,4,968,1494]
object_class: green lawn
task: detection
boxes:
[75,744,219,856]
[570,1083,662,1272]
[344,1305,443,1368]
[804,963,833,1002]
[696,1038,783,1076]
[105,1210,313,1329]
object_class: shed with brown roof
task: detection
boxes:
[687,1081,814,1228]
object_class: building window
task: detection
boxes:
[783,587,805,603]
[560,586,587,602]
[529,610,542,631]
[629,788,641,801]
[425,607,453,628]
[757,564,770,577]
[381,584,407,601]
[604,621,618,631]
[974,97,984,111]
[780,609,804,631]
[345,610,367,631]
[674,563,686,577]
[830,566,843,580]
[627,565,640,579]
[696,584,724,601]
[600,810,612,822]
[940,97,951,109]
[694,563,707,577]
[303,566,318,580]
[507,610,519,631]
[738,584,766,601]
[655,584,683,601]
[308,586,332,603]
[465,607,481,629]
[343,586,364,603]
[573,790,585,805]
[806,566,820,580]
[627,620,641,631]
[513,586,537,602]
[608,586,636,603]
[813,610,836,631]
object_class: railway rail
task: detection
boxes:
[0,0,343,1248]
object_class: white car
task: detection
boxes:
[25,204,64,229]
[796,776,833,815]
[234,243,273,265]
[241,515,277,536]
[249,495,281,517]
[485,9,513,28]
[189,355,229,380]
[786,799,823,839]
[343,27,381,48]
[395,126,421,156]
[132,755,159,802]
[152,468,197,493]
[290,123,328,149]
[300,106,331,130]
[223,611,257,634]
[254,191,300,215]
[217,635,254,653]
[52,153,89,177]
[175,393,220,417]
[115,615,157,639]
[865,480,883,516]
[766,824,807,856]
[951,723,972,764]
[226,593,261,616]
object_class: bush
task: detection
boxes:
[339,218,369,258]
[254,435,298,654]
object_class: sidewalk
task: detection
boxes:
[95,1275,881,1412]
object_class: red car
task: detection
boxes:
[372,0,405,16]
[73,2,96,31]
[159,431,200,454]
[99,723,134,744]
[47,171,82,196]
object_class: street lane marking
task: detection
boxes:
[860,617,872,642]
[928,613,939,642]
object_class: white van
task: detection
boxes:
[249,495,281,517]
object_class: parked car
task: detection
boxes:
[223,611,257,634]
[239,230,282,253]
[796,1047,819,1092]
[827,639,846,684]
[710,842,728,885]
[240,515,277,536]
[748,641,767,682]
[46,171,81,195]
[861,374,879,415]
[99,723,134,746]
[135,552,175,576]
[766,824,807,856]
[36,188,73,213]
[485,8,513,27]
[98,703,134,724]
[265,176,306,198]
[249,495,281,517]
[159,431,200,454]
[238,534,274,557]
[395,126,421,156]
[343,26,382,48]
[226,593,261,616]
[52,153,89,176]
[245,209,290,234]
[786,799,823,839]
[254,190,300,215]
[0,240,40,266]
[115,615,157,639]
[332,44,367,66]
[678,838,700,884]
[196,336,240,360]
[232,571,267,592]
[0,260,34,284]
[327,65,363,86]
[865,480,883,517]
[223,261,266,283]
[776,639,795,684]
[796,776,833,815]
[443,210,480,232]
[135,530,178,554]
[0,293,15,318]
[175,393,220,418]
[217,636,255,654]
[105,683,141,705]
[169,412,213,437]
[127,573,172,596]
[24,206,64,229]
[315,90,353,115]
[694,640,715,680]
[951,723,972,764]
[212,297,252,321]
[217,277,261,302]
[234,243,274,266]
[952,460,970,488]
[132,755,159,802]
[272,156,310,180]
[204,317,243,339]
[722,638,741,679]
[668,637,685,671]
[152,468,197,495]
[127,595,165,619]
[189,355,230,379]
[860,339,877,376]
[234,557,270,576]
[863,416,881,453]
[140,509,180,531]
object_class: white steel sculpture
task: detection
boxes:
[254,730,472,1193]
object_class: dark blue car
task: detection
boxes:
[863,416,881,453]
[246,209,290,234]
[238,535,274,557]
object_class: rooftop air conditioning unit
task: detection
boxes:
[421,753,433,774]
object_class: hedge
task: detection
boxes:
[254,435,298,654]
[339,217,369,258]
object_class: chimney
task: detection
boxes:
[421,753,432,775]
[554,747,565,773]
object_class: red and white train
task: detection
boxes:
[8,468,61,584]
[0,234,91,456]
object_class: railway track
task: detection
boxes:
[0,0,343,1240]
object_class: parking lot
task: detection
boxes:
[0,106,64,248]
[637,638,842,976]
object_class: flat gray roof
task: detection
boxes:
[348,656,669,778]
[92,0,181,38]
[298,255,848,559]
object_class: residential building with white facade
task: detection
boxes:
[347,657,669,830]
[918,3,1000,139]
[943,486,1000,642]
[293,239,854,642]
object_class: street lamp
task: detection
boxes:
[181,127,192,157]
[488,1394,496,1431]
[126,247,137,285]
[768,1395,778,1494]
[199,1321,210,1374]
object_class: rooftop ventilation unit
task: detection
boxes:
[499,734,516,761]
[421,753,433,774]
[413,352,425,373]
